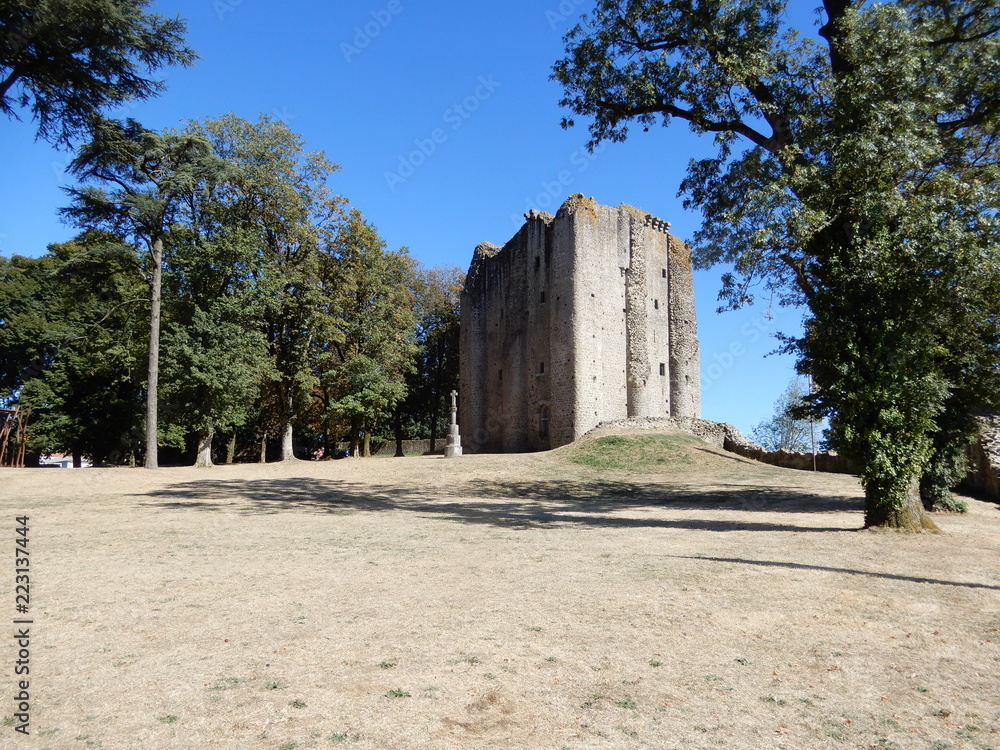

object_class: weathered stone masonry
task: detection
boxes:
[460,194,700,452]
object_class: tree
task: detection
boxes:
[2,232,148,465]
[750,378,814,452]
[160,229,272,467]
[318,210,418,457]
[554,0,1000,530]
[62,118,229,468]
[396,264,464,454]
[0,0,195,146]
[181,113,344,461]
[0,252,60,405]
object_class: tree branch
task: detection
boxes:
[779,253,815,302]
[602,98,779,153]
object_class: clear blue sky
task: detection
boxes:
[0,0,825,436]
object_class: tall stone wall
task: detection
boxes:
[460,194,700,453]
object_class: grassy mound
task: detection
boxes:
[567,432,700,472]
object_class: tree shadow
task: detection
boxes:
[137,475,862,533]
[675,555,1000,591]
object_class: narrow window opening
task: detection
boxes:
[498,370,503,381]
[654,299,659,309]
[540,291,546,303]
[659,363,666,376]
[662,268,667,278]
[539,361,545,374]
[534,256,540,269]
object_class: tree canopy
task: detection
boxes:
[63,117,230,468]
[0,0,196,146]
[554,0,1000,530]
[0,113,449,467]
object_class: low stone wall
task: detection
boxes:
[721,440,854,474]
[590,416,853,474]
[332,439,443,457]
[959,415,1000,500]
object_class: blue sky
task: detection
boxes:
[0,0,825,436]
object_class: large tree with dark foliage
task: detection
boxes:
[62,118,229,468]
[554,0,1000,530]
[0,0,195,146]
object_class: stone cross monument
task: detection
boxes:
[444,389,463,458]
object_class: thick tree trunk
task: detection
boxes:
[864,475,941,532]
[194,428,214,467]
[72,453,82,469]
[145,236,163,469]
[259,432,267,463]
[362,422,371,458]
[281,421,294,461]
[225,433,236,464]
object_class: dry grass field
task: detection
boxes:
[2,428,999,750]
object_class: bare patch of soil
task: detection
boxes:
[2,430,999,750]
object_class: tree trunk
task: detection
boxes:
[145,236,163,469]
[362,421,371,458]
[864,475,941,532]
[349,419,360,457]
[225,433,236,464]
[194,428,214,467]
[72,453,82,469]
[429,399,439,453]
[281,421,294,461]
[393,409,405,457]
[259,432,267,463]
[279,389,295,461]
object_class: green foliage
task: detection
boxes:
[8,232,147,464]
[0,252,62,404]
[62,117,231,468]
[1,112,449,465]
[570,433,697,471]
[159,227,272,461]
[554,1,1000,529]
[395,264,464,448]
[63,118,227,249]
[0,0,195,146]
[181,113,344,459]
[750,378,815,452]
[317,209,418,455]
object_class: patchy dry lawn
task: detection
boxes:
[1,430,999,750]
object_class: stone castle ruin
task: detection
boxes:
[460,194,700,453]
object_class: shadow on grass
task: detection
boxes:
[677,555,1000,591]
[137,476,861,533]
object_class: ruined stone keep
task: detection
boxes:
[460,194,700,452]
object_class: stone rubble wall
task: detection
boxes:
[960,415,1000,500]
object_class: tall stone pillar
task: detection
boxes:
[445,390,463,458]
